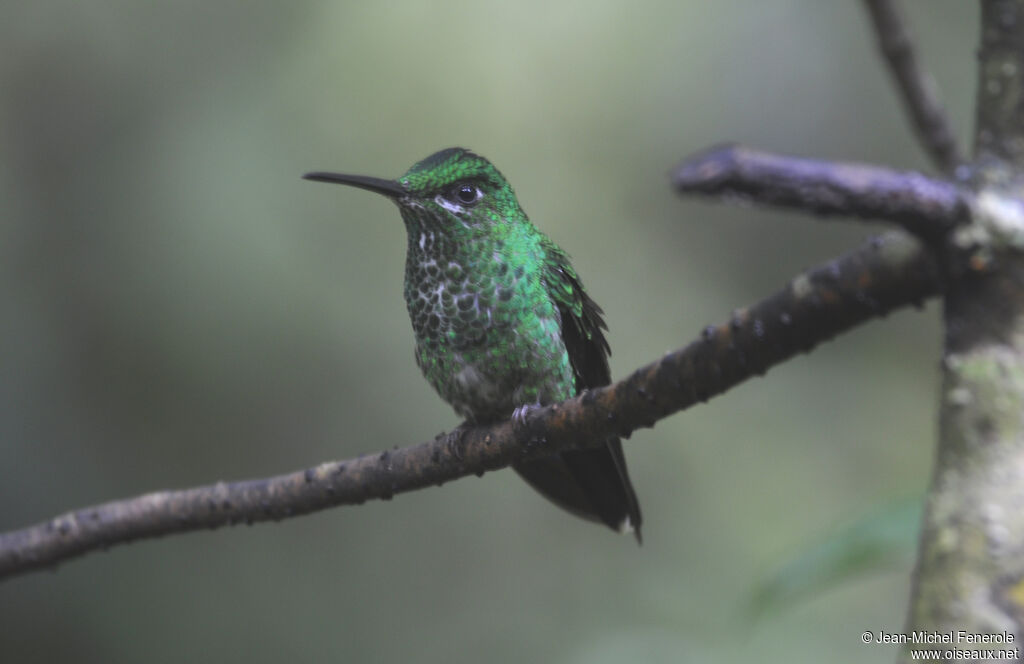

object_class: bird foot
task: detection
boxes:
[511,403,542,427]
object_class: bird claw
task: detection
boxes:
[511,403,541,427]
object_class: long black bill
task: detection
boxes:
[302,171,405,198]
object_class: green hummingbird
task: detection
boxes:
[304,148,642,541]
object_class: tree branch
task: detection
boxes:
[672,144,971,239]
[862,0,967,174]
[902,0,1024,653]
[0,232,942,582]
[974,0,1024,173]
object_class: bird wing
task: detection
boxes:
[513,244,643,541]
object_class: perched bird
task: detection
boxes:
[304,148,642,541]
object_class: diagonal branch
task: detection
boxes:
[0,232,942,581]
[673,144,971,239]
[862,0,967,174]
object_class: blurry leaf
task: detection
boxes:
[748,495,923,620]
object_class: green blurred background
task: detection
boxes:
[0,2,972,662]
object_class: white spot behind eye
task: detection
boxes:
[435,195,464,215]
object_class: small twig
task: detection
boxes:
[673,144,970,239]
[0,233,942,581]
[863,0,966,174]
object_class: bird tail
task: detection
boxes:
[513,436,642,544]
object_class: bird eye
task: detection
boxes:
[451,183,482,205]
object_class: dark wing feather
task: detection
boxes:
[512,246,643,541]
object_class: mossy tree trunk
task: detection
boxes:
[905,0,1024,658]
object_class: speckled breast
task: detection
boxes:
[402,229,574,422]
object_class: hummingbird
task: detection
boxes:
[304,148,642,541]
